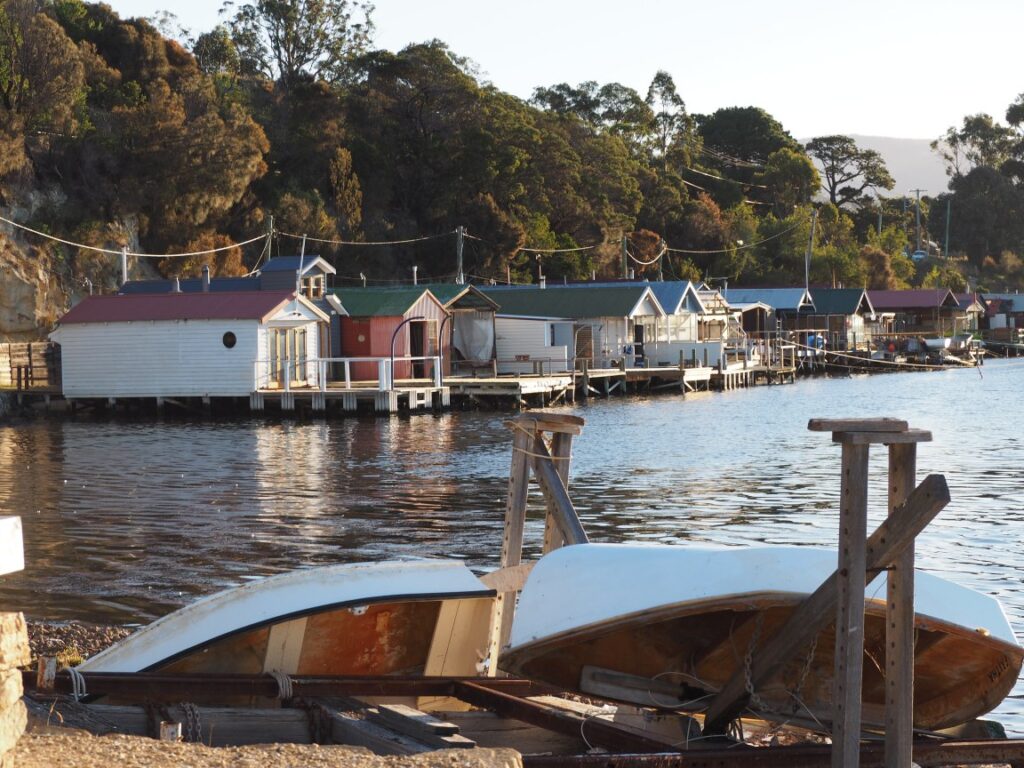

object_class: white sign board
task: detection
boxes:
[0,517,24,575]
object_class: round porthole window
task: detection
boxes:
[222,331,237,349]
[357,334,366,343]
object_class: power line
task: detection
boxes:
[0,213,268,258]
[280,231,456,246]
[517,244,596,254]
[664,217,808,256]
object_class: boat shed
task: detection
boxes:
[328,287,449,381]
[50,292,329,399]
[805,288,875,348]
[981,292,1024,332]
[723,288,815,331]
[420,285,499,374]
[866,289,963,335]
[482,285,665,371]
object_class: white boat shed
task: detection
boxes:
[50,291,329,399]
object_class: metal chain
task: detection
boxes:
[180,702,202,744]
[742,612,770,711]
[791,634,820,712]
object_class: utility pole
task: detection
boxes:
[621,235,628,279]
[944,198,951,259]
[456,226,465,284]
[120,245,128,287]
[877,209,882,236]
[805,208,818,293]
[909,188,926,253]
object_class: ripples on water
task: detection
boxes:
[1,360,1023,728]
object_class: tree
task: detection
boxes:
[697,106,798,166]
[0,0,85,176]
[932,114,1014,179]
[805,135,894,208]
[645,70,688,169]
[193,26,239,76]
[758,147,819,216]
[225,0,374,88]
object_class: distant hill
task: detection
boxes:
[801,135,952,199]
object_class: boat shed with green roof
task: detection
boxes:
[328,287,448,381]
[805,288,875,349]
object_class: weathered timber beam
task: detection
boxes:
[522,739,1024,768]
[702,474,950,732]
[21,672,540,700]
[453,681,669,754]
[530,435,589,545]
[808,418,908,433]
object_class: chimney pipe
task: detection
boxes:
[539,276,546,290]
[201,265,210,292]
[172,277,181,293]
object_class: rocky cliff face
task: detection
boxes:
[0,236,65,342]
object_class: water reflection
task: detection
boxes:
[1,362,1024,727]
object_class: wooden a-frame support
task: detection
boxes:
[703,418,940,768]
[483,414,590,675]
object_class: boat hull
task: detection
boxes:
[501,545,1022,730]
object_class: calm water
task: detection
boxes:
[2,360,1024,727]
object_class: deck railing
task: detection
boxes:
[254,355,442,392]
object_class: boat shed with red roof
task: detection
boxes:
[50,291,330,399]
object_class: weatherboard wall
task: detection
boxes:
[53,320,263,398]
[494,318,569,373]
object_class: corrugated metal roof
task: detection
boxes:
[328,287,434,317]
[723,288,814,312]
[260,255,337,275]
[979,292,1024,313]
[58,291,296,324]
[808,288,873,316]
[421,284,500,310]
[867,289,959,311]
[480,285,663,319]
[120,277,259,294]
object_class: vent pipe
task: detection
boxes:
[201,265,210,292]
[539,276,546,290]
[172,277,181,293]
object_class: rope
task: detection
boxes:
[277,230,452,246]
[65,666,87,701]
[0,214,269,258]
[787,338,979,371]
[268,669,294,700]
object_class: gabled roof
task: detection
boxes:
[647,281,706,315]
[260,255,337,276]
[809,288,874,317]
[57,291,326,324]
[329,287,442,317]
[980,292,1024,313]
[867,289,960,311]
[956,293,985,313]
[481,285,665,319]
[723,288,815,312]
[120,276,259,294]
[423,284,500,310]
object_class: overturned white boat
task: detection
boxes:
[79,560,495,678]
[501,544,1023,731]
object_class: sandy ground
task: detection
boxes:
[26,622,132,664]
[11,730,522,768]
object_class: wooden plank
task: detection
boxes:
[833,429,932,445]
[885,443,916,768]
[834,442,869,768]
[530,436,589,546]
[262,617,307,674]
[542,432,573,553]
[0,517,24,576]
[479,563,535,593]
[419,596,494,711]
[330,710,432,754]
[702,474,950,732]
[579,666,702,711]
[487,423,533,669]
[808,418,908,433]
[367,704,476,749]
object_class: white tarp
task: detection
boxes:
[453,311,494,362]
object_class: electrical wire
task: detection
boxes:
[664,218,807,255]
[280,231,456,246]
[517,244,596,254]
[0,213,269,258]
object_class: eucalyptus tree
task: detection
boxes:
[805,135,894,209]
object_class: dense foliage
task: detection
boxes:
[0,0,1016,293]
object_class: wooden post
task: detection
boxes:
[886,442,917,768]
[833,441,869,768]
[542,432,572,553]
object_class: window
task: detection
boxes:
[222,332,237,348]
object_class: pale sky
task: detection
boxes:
[110,0,1022,140]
